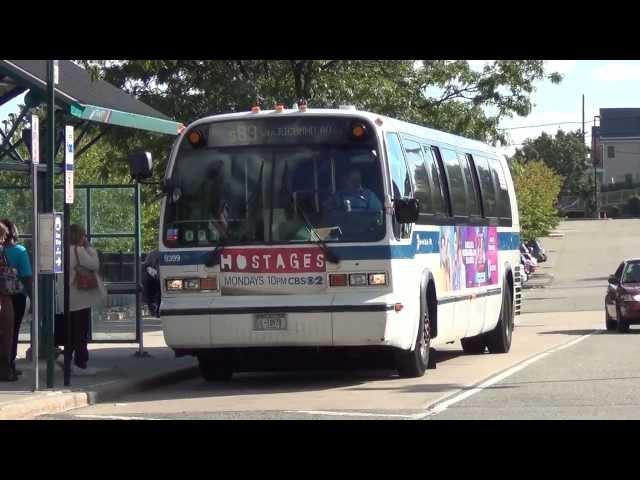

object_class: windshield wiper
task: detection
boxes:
[286,191,340,265]
[204,237,227,267]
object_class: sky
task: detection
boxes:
[2,60,640,157]
[491,60,640,156]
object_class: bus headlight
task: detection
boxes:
[368,273,387,286]
[183,279,201,290]
[166,279,184,291]
[330,272,389,288]
[349,273,368,286]
[165,276,218,292]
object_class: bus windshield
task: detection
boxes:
[164,139,385,248]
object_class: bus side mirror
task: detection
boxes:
[128,151,153,181]
[394,198,420,224]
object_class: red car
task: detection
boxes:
[605,259,640,332]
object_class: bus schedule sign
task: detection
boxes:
[219,247,327,295]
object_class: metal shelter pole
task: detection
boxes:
[31,116,39,391]
[63,125,73,386]
[133,181,148,358]
[45,60,56,388]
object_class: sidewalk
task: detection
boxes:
[0,329,198,419]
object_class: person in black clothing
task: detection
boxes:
[142,250,161,317]
[0,222,17,382]
[0,219,32,378]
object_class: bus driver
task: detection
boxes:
[325,169,382,213]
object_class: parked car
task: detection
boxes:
[605,259,640,332]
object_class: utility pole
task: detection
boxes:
[583,95,595,218]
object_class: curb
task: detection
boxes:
[0,365,199,420]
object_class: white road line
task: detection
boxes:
[286,410,423,419]
[416,330,598,419]
[74,414,163,420]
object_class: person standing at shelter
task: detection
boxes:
[142,249,161,317]
[0,222,17,381]
[0,219,32,378]
[55,224,107,376]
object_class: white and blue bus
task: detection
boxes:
[154,106,522,381]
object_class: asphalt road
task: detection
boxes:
[43,219,640,420]
[521,218,640,314]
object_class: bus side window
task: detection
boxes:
[402,138,433,221]
[385,133,412,199]
[421,145,448,217]
[458,153,482,218]
[440,148,468,219]
[474,155,498,219]
[487,156,513,224]
[429,146,452,217]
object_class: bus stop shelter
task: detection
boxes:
[0,60,182,388]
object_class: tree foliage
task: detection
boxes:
[0,112,161,252]
[511,160,563,240]
[79,60,561,145]
[511,129,590,197]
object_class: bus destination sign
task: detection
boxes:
[207,117,366,147]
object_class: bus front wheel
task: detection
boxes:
[198,350,233,381]
[396,295,430,378]
[485,284,514,354]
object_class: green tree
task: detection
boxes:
[511,160,563,240]
[79,60,561,146]
[512,129,590,197]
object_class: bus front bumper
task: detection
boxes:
[159,294,413,350]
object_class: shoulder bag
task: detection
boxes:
[75,246,99,290]
[0,249,21,296]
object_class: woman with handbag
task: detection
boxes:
[56,224,107,376]
[0,222,17,381]
[0,219,32,378]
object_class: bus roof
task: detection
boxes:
[192,108,503,158]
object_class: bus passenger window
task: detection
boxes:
[440,148,467,218]
[459,153,481,218]
[487,157,512,222]
[386,133,412,199]
[422,146,448,217]
[474,155,498,218]
[402,138,433,220]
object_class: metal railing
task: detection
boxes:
[559,186,640,213]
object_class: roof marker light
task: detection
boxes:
[375,117,383,126]
[188,129,206,147]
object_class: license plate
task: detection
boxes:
[253,313,287,331]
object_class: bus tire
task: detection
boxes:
[198,351,233,381]
[485,283,513,354]
[396,294,430,378]
[461,335,486,354]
